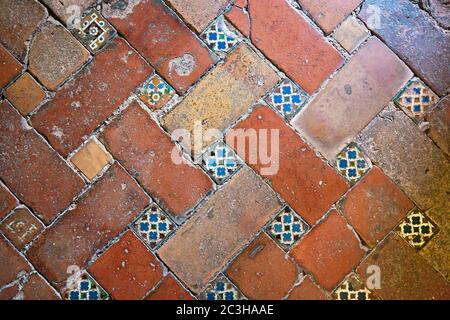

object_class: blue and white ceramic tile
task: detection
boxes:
[265,79,308,120]
[62,272,109,300]
[201,142,242,184]
[201,16,239,53]
[336,144,371,184]
[394,79,438,119]
[200,275,243,300]
[267,207,309,250]
[133,204,176,249]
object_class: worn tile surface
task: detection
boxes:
[4,73,46,116]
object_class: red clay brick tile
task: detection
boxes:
[298,0,362,34]
[360,0,450,96]
[226,233,300,300]
[0,0,47,62]
[0,207,44,250]
[290,210,366,291]
[4,73,46,116]
[103,0,216,93]
[357,233,450,300]
[29,21,90,90]
[247,0,344,94]
[0,100,84,223]
[145,273,194,300]
[89,230,163,300]
[0,273,59,300]
[425,96,449,157]
[30,37,153,156]
[158,166,283,293]
[0,235,31,287]
[0,44,22,90]
[287,276,328,300]
[227,105,349,225]
[291,37,413,160]
[166,0,231,32]
[26,163,149,288]
[0,283,18,300]
[338,167,414,247]
[225,3,250,37]
[41,0,96,26]
[100,101,212,219]
[0,182,17,220]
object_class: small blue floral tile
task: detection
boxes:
[201,16,239,53]
[265,79,308,120]
[394,79,438,120]
[201,142,242,184]
[200,275,243,300]
[267,207,309,250]
[396,209,438,250]
[336,144,371,184]
[139,74,175,110]
[62,272,109,300]
[133,204,176,249]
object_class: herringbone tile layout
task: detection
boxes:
[0,0,449,300]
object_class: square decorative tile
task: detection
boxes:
[394,79,438,120]
[332,275,376,300]
[70,138,112,181]
[267,207,309,250]
[200,275,243,300]
[62,272,109,300]
[336,144,371,184]
[396,209,438,250]
[265,79,308,119]
[201,16,239,53]
[133,204,176,249]
[201,142,242,184]
[74,10,116,53]
[139,74,175,110]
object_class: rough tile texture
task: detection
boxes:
[167,0,231,32]
[225,2,250,37]
[357,233,450,300]
[4,73,45,116]
[70,139,112,181]
[0,273,59,300]
[0,235,31,287]
[29,21,90,90]
[333,16,369,53]
[419,220,450,280]
[425,95,449,156]
[26,164,149,288]
[0,0,47,62]
[298,0,363,34]
[145,274,194,300]
[41,0,96,26]
[290,210,366,291]
[228,105,349,225]
[0,182,17,220]
[163,44,279,155]
[338,167,414,247]
[287,276,328,300]
[246,0,344,94]
[226,233,300,300]
[360,0,450,96]
[30,38,153,156]
[291,37,413,160]
[89,231,163,300]
[0,207,44,250]
[158,167,282,293]
[0,45,22,90]
[103,0,216,93]
[0,100,84,223]
[101,102,212,219]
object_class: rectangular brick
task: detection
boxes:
[0,234,31,287]
[287,276,328,300]
[30,38,153,156]
[103,0,216,93]
[167,0,231,32]
[0,100,84,223]
[163,44,279,155]
[357,233,450,300]
[0,44,22,90]
[89,230,163,300]
[247,0,343,94]
[291,37,412,160]
[298,0,362,34]
[145,273,194,300]
[227,105,349,225]
[0,273,59,300]
[360,0,450,96]
[0,181,17,220]
[425,96,449,157]
[26,163,149,288]
[157,166,282,293]
[356,105,450,226]
[100,101,212,219]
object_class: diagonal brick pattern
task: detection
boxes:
[0,0,448,300]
